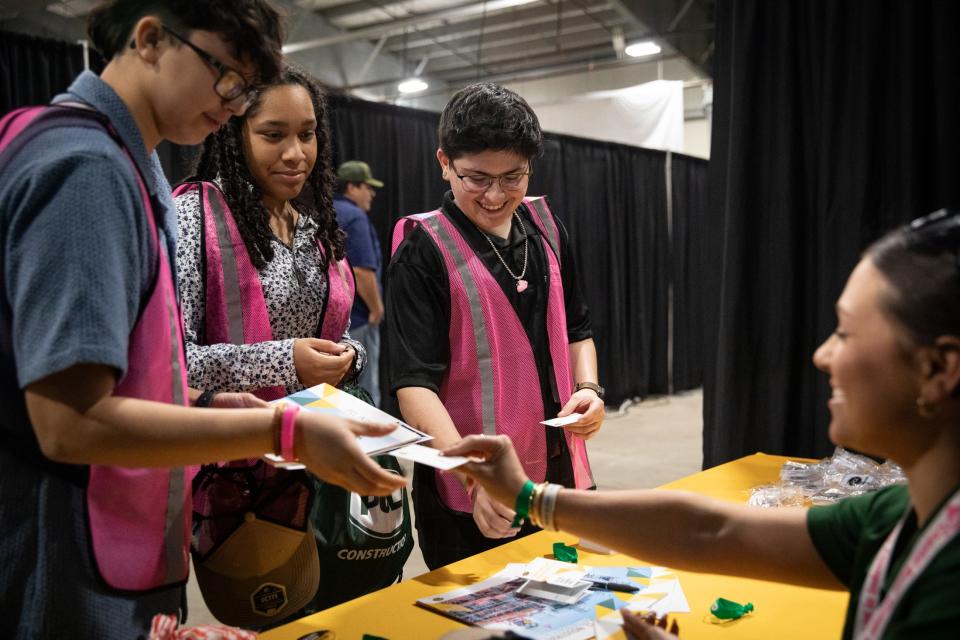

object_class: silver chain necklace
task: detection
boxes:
[482,211,529,292]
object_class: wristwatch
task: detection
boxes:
[574,381,605,400]
[195,390,218,408]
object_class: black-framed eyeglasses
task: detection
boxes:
[450,161,532,193]
[161,26,256,108]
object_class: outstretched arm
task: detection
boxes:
[26,363,407,496]
[445,435,842,590]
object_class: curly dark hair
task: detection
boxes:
[191,65,344,269]
[87,0,284,83]
[438,82,544,160]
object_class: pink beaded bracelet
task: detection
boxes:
[281,404,301,461]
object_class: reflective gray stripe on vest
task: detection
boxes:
[206,186,246,344]
[163,465,187,582]
[525,199,560,264]
[334,256,349,290]
[424,216,497,435]
[165,263,188,582]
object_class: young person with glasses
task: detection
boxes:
[0,2,404,637]
[385,82,605,569]
[446,208,960,639]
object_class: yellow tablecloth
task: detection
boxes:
[263,452,848,640]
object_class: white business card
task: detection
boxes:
[390,443,472,470]
[540,412,584,427]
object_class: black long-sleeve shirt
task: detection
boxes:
[384,191,592,423]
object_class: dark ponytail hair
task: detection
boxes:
[867,208,960,346]
[87,0,284,83]
[192,65,344,269]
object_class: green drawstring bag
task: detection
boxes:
[297,384,413,613]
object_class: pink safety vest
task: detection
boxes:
[391,197,594,513]
[172,181,355,401]
[0,105,192,591]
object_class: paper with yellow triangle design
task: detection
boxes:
[276,383,431,455]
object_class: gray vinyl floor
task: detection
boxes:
[185,389,704,626]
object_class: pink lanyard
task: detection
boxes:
[854,488,960,639]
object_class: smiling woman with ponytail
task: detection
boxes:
[447,209,960,639]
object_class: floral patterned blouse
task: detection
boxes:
[174,188,364,395]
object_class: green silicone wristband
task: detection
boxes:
[511,479,535,528]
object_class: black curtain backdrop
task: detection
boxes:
[327,94,707,407]
[704,0,960,468]
[0,31,103,113]
[670,155,708,393]
[531,136,671,402]
[0,30,189,185]
[0,33,709,409]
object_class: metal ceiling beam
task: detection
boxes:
[418,24,711,73]
[667,0,696,31]
[608,0,715,76]
[343,51,682,95]
[320,0,415,24]
[389,19,622,62]
[382,7,625,54]
[443,51,682,86]
[426,41,622,77]
[565,0,619,35]
[284,0,540,54]
[602,0,650,34]
[355,34,388,82]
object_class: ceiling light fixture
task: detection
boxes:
[398,78,428,94]
[624,41,661,58]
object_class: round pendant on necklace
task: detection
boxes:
[516,279,529,293]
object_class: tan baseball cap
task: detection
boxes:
[192,464,319,628]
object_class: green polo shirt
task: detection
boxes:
[807,484,960,639]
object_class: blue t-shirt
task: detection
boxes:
[0,71,182,637]
[334,194,382,329]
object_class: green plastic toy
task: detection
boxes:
[552,542,578,563]
[710,597,754,620]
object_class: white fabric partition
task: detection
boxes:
[532,80,685,152]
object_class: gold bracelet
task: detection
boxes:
[529,482,546,528]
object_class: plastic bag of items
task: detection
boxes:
[748,447,905,508]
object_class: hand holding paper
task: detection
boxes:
[390,443,471,470]
[270,384,432,457]
[292,408,407,496]
[557,389,605,440]
[541,413,584,427]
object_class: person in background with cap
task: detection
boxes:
[335,160,386,406]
